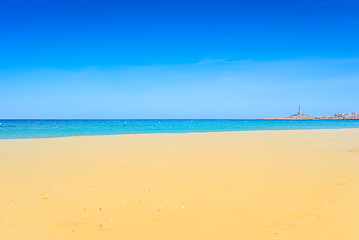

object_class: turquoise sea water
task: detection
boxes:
[0,119,358,139]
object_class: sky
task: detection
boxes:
[0,0,358,119]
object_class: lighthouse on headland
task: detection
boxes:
[298,105,302,116]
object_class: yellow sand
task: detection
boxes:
[1,129,359,240]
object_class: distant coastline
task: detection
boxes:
[267,105,359,120]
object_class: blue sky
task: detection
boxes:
[0,0,358,118]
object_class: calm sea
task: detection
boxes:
[0,119,358,139]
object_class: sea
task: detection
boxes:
[0,119,359,139]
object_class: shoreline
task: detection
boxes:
[2,127,359,141]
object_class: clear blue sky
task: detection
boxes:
[0,0,358,118]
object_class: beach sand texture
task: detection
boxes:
[1,129,359,239]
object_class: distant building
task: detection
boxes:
[334,112,358,119]
[335,113,345,117]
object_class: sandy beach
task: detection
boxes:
[1,129,359,240]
